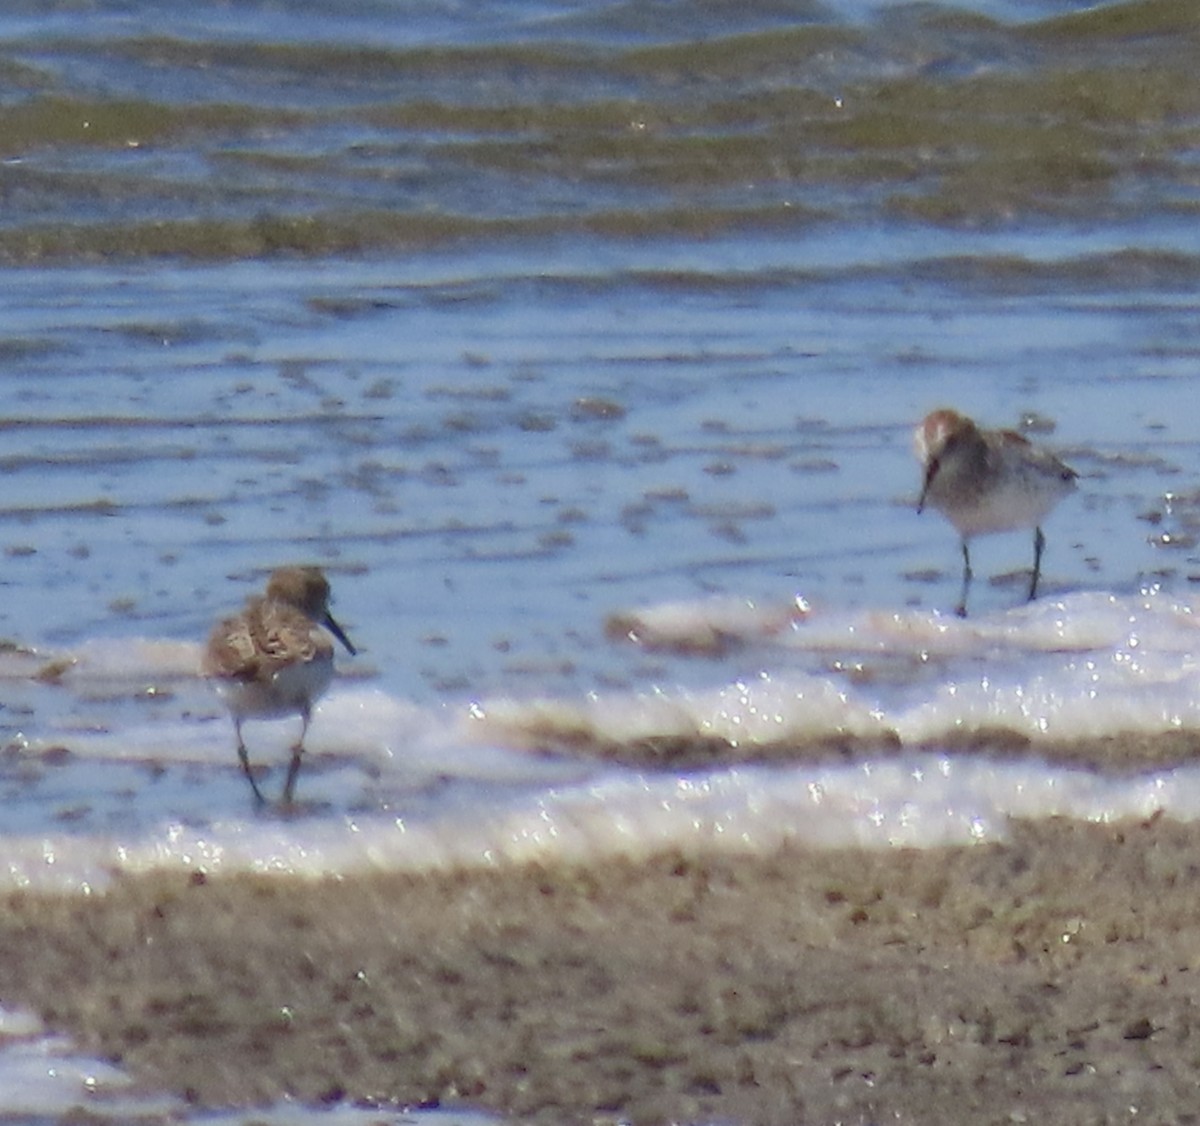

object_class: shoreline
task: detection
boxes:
[2,814,1199,1123]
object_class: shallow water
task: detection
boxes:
[3,0,1200,1119]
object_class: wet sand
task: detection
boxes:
[2,814,1199,1124]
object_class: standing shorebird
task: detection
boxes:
[204,566,356,806]
[915,409,1077,617]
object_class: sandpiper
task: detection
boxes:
[915,408,1076,617]
[204,566,356,806]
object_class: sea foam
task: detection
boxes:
[2,590,1198,893]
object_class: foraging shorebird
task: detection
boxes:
[204,566,356,806]
[915,409,1076,617]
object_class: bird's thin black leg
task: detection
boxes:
[955,540,972,618]
[281,709,310,806]
[236,721,267,805]
[1029,526,1046,602]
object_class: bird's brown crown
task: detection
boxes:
[264,566,333,620]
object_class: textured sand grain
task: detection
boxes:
[1,815,1198,1124]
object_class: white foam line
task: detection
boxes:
[0,755,1188,893]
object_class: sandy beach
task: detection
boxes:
[2,813,1199,1124]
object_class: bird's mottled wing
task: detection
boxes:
[204,597,331,683]
[203,609,264,682]
[254,600,331,671]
